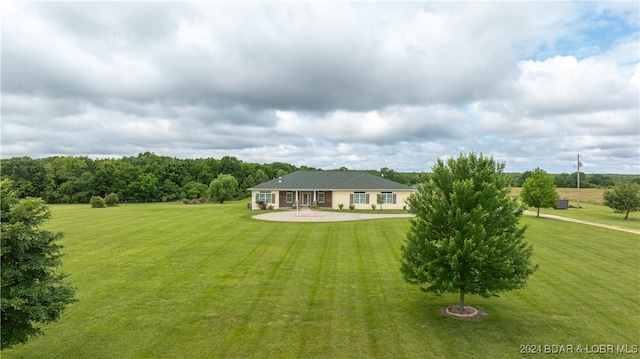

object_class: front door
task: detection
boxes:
[302,192,310,206]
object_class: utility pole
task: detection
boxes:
[576,154,582,208]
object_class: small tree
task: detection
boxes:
[90,196,106,208]
[377,194,385,212]
[208,174,238,204]
[1,179,77,348]
[400,153,537,313]
[520,167,559,217]
[603,182,640,220]
[104,193,119,206]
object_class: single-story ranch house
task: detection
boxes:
[248,171,416,211]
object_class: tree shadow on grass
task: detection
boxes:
[403,293,571,350]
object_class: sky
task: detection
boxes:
[2,1,639,174]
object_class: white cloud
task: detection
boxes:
[516,55,638,115]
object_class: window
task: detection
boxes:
[286,192,293,203]
[318,191,325,203]
[258,191,273,203]
[381,192,394,204]
[352,192,367,204]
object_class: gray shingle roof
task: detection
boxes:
[249,171,414,191]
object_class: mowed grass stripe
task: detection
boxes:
[296,224,336,357]
[176,221,296,357]
[517,217,639,344]
[217,223,312,357]
[3,202,639,358]
[45,203,279,358]
[353,220,414,357]
[147,210,308,357]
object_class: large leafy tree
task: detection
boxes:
[520,167,560,217]
[219,156,245,185]
[208,174,238,204]
[0,157,48,198]
[516,170,533,187]
[553,173,573,188]
[42,156,94,204]
[252,169,269,186]
[1,179,77,348]
[603,182,640,220]
[129,173,159,202]
[401,153,537,313]
[93,159,139,200]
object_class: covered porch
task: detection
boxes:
[278,190,333,209]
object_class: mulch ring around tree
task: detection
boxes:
[439,305,488,320]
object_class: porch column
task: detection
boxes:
[296,190,299,216]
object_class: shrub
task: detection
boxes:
[182,197,208,205]
[338,203,344,210]
[104,193,119,206]
[371,204,377,210]
[267,205,275,210]
[90,196,106,208]
[349,204,355,210]
[256,201,268,210]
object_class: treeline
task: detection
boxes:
[506,171,640,189]
[1,153,636,204]
[0,153,421,204]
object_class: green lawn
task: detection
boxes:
[535,202,640,230]
[3,201,639,358]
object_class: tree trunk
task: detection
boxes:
[537,207,540,217]
[459,290,465,312]
[624,211,629,220]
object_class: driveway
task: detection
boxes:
[523,210,640,234]
[253,209,413,222]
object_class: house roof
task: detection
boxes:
[249,171,415,191]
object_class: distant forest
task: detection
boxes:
[1,152,638,204]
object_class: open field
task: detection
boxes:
[3,201,639,358]
[511,187,605,205]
